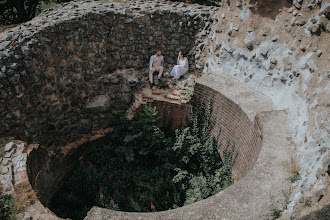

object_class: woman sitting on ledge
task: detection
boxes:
[170,51,189,79]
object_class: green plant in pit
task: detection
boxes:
[50,100,238,220]
[179,89,194,100]
[0,186,17,220]
[172,99,237,205]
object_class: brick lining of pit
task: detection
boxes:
[24,83,263,219]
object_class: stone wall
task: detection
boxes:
[27,133,112,206]
[0,0,217,147]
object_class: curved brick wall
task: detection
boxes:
[193,83,262,179]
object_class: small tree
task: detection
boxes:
[0,0,72,24]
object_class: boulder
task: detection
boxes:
[5,142,16,152]
[86,95,111,113]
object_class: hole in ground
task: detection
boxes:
[27,83,263,220]
[47,99,237,219]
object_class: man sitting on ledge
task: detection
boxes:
[149,49,164,87]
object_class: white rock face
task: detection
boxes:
[5,142,15,152]
[196,0,329,216]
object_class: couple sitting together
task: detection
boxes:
[148,49,188,87]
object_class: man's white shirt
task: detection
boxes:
[149,55,164,70]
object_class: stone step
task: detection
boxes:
[172,90,181,96]
[166,94,181,100]
[151,88,165,95]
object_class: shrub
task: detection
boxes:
[0,186,17,220]
[50,100,237,219]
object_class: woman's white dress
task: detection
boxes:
[170,57,189,79]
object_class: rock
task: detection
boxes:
[171,39,180,45]
[0,174,10,185]
[4,152,12,158]
[86,95,111,113]
[120,85,130,92]
[319,5,330,19]
[307,3,315,10]
[16,213,24,220]
[305,196,312,207]
[1,158,10,166]
[245,40,253,50]
[270,58,277,65]
[259,47,269,56]
[23,214,32,220]
[1,166,9,174]
[0,40,11,48]
[124,8,132,14]
[316,50,322,57]
[300,44,306,52]
[315,188,325,201]
[1,90,8,99]
[295,19,307,26]
[293,1,302,10]
[322,158,330,176]
[283,57,292,70]
[299,196,305,203]
[124,18,133,24]
[271,35,280,42]
[78,119,93,134]
[266,7,272,13]
[244,31,256,50]
[308,24,321,35]
[236,0,242,8]
[0,72,6,79]
[4,185,12,192]
[5,142,15,152]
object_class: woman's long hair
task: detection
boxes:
[179,50,187,58]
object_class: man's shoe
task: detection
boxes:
[149,82,154,87]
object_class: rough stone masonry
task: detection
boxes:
[0,0,329,219]
[0,0,217,147]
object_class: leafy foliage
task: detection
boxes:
[171,99,237,205]
[179,89,194,100]
[0,0,68,25]
[50,100,237,219]
[0,186,17,220]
